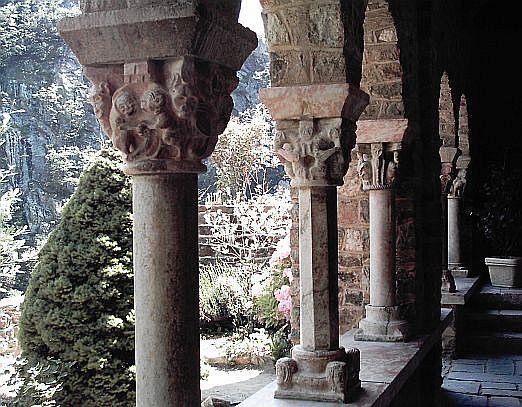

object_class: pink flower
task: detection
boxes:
[270,236,291,266]
[274,285,291,301]
[277,299,292,320]
[274,285,292,321]
[282,267,293,283]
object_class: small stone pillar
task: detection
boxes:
[448,156,470,277]
[59,2,256,405]
[354,120,410,342]
[440,146,459,292]
[261,84,369,403]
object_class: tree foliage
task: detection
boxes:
[15,147,135,406]
[209,105,281,199]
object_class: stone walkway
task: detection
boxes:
[441,356,522,406]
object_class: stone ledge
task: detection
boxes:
[441,277,481,306]
[238,309,453,406]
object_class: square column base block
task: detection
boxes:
[274,346,361,403]
[450,266,469,278]
[354,305,410,342]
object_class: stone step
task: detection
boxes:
[470,284,522,310]
[466,309,522,333]
[465,332,522,355]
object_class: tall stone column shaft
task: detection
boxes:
[447,196,462,268]
[59,3,257,405]
[299,186,339,351]
[354,120,410,342]
[134,174,199,406]
[447,158,470,277]
[369,189,396,307]
[261,85,369,403]
[440,147,458,292]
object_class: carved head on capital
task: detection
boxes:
[449,168,467,198]
[274,118,347,186]
[114,91,138,117]
[86,58,240,172]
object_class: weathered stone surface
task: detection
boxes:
[84,57,239,174]
[60,1,256,71]
[260,84,369,122]
[308,4,343,47]
[356,119,408,144]
[134,174,200,406]
[274,347,361,403]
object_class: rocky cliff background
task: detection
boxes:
[0,0,269,253]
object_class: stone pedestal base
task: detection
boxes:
[442,269,457,293]
[274,346,361,403]
[354,305,409,342]
[450,266,469,278]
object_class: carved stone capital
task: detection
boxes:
[261,84,369,187]
[439,146,459,195]
[85,57,239,174]
[355,142,401,190]
[274,118,355,187]
[449,168,467,198]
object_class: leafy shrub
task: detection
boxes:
[477,163,522,256]
[15,147,135,406]
[209,105,280,199]
[199,264,252,331]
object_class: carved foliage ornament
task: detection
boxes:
[356,142,400,190]
[274,118,355,187]
[88,57,238,173]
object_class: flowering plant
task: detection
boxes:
[270,236,292,321]
[254,236,293,360]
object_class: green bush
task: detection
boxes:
[15,147,135,406]
[199,263,252,331]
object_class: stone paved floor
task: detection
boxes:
[441,355,522,406]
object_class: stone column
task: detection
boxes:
[448,156,470,277]
[59,3,256,405]
[440,146,459,292]
[261,84,369,403]
[353,120,409,342]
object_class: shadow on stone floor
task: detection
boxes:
[201,365,276,405]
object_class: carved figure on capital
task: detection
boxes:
[356,142,401,190]
[449,168,467,198]
[440,162,455,195]
[86,58,238,171]
[274,119,348,186]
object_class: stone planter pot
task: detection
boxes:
[485,257,522,288]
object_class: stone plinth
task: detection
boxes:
[239,309,453,407]
[261,84,369,403]
[354,120,410,342]
[59,4,257,406]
